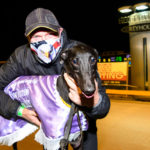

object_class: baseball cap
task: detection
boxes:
[25,8,61,37]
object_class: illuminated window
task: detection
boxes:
[103,58,106,62]
[98,56,101,59]
[108,58,111,62]
[111,57,116,62]
[116,56,122,62]
[124,58,127,61]
[126,54,131,58]
[98,59,101,62]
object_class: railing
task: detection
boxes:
[0,61,6,64]
[106,89,150,97]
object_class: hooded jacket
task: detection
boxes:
[0,30,110,135]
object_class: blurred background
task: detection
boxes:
[1,0,148,60]
[0,0,150,150]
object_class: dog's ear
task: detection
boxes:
[60,40,73,64]
[61,51,68,60]
[60,50,69,64]
[93,48,98,60]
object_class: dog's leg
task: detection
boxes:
[13,142,18,150]
[70,134,83,150]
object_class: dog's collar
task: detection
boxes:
[60,96,71,108]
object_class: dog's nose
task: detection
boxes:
[83,88,95,96]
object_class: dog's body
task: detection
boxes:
[0,41,98,150]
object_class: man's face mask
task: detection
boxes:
[30,37,61,64]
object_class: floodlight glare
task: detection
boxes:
[120,9,132,13]
[136,5,149,11]
[118,6,133,14]
[134,2,150,11]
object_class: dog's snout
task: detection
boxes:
[82,86,95,99]
[83,87,95,96]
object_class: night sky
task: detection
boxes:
[1,0,149,60]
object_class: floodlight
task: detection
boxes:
[134,2,150,11]
[118,6,133,14]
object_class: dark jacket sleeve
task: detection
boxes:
[81,71,110,119]
[0,48,25,119]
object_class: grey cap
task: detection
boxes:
[25,8,61,37]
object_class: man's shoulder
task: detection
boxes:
[13,44,32,60]
[6,44,34,67]
[14,44,30,54]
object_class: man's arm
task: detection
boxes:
[0,56,22,119]
[0,51,41,126]
[0,91,21,119]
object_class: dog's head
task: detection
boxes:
[60,41,98,98]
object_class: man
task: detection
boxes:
[0,8,110,149]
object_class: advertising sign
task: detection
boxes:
[129,11,150,26]
[97,62,128,81]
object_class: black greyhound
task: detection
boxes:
[11,41,98,150]
[57,41,98,149]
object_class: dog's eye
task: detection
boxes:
[72,59,78,65]
[90,57,96,64]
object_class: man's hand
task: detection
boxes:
[64,73,100,107]
[22,108,41,127]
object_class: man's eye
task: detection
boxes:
[33,35,41,38]
[48,32,58,36]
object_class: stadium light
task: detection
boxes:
[118,6,133,14]
[134,2,150,11]
[118,2,150,14]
